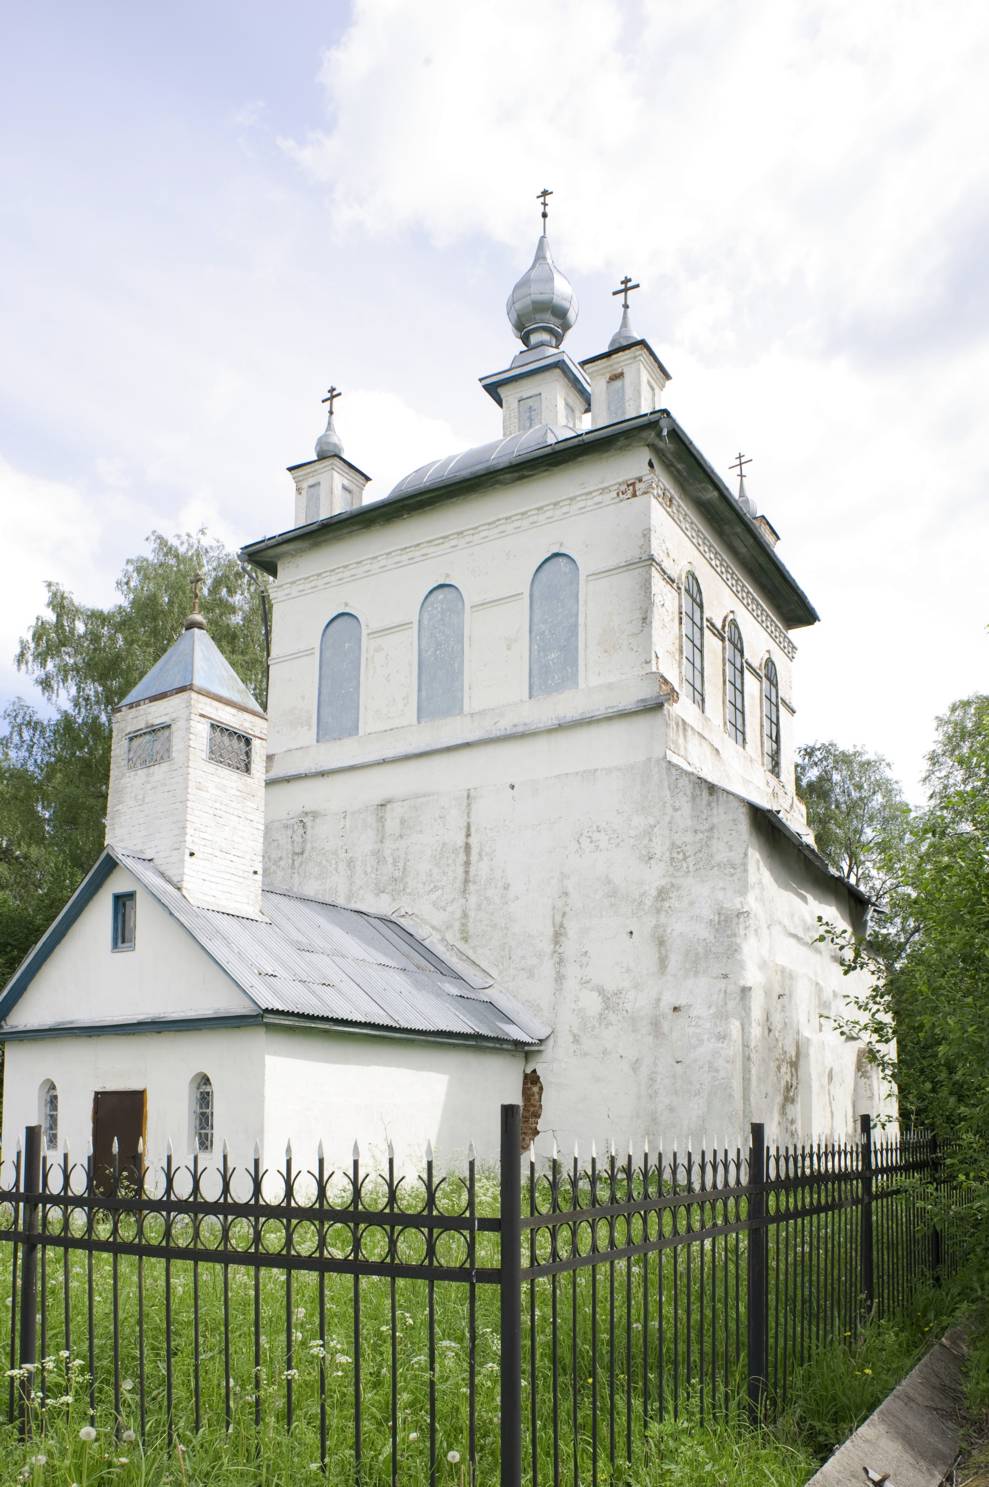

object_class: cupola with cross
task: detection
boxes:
[105,576,268,919]
[581,274,672,427]
[479,189,592,437]
[289,386,371,528]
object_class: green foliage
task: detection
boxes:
[0,532,269,984]
[815,696,989,1165]
[796,740,912,904]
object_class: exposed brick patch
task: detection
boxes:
[520,1069,543,1151]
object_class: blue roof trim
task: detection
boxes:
[0,852,118,1021]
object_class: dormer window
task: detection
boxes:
[208,723,252,774]
[518,394,542,432]
[112,892,136,952]
[127,724,171,771]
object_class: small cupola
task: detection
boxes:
[581,276,672,427]
[105,581,268,918]
[479,189,591,438]
[290,386,371,528]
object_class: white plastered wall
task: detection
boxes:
[261,1024,524,1172]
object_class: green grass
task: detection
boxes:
[0,1186,967,1485]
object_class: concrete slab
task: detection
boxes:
[806,1327,969,1487]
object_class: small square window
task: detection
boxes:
[112,892,136,952]
[127,724,171,770]
[208,722,252,773]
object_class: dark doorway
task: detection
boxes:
[92,1089,146,1194]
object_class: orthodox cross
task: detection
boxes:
[537,187,553,226]
[730,451,752,480]
[612,275,641,310]
[191,571,204,612]
[322,385,341,414]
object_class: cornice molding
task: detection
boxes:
[651,479,797,661]
[274,476,644,603]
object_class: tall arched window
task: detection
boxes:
[40,1080,58,1152]
[317,613,362,742]
[417,585,465,722]
[763,658,781,777]
[682,572,705,708]
[529,554,579,698]
[724,619,746,745]
[191,1074,214,1155]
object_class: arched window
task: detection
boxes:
[40,1080,58,1152]
[317,613,362,742]
[763,658,781,777]
[682,572,705,708]
[529,554,579,698]
[724,619,746,745]
[191,1074,214,1155]
[417,585,465,722]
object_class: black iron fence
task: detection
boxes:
[0,1108,970,1484]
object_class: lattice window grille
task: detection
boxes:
[208,723,252,774]
[764,658,781,777]
[682,573,705,708]
[193,1076,214,1154]
[42,1083,58,1152]
[127,724,172,771]
[725,620,746,745]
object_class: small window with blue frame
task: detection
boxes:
[112,891,136,951]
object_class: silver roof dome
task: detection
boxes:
[389,422,577,500]
[608,304,638,350]
[315,407,343,460]
[507,234,578,350]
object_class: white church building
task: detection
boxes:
[0,211,881,1173]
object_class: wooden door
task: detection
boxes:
[92,1089,146,1194]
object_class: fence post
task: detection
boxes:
[746,1121,767,1421]
[929,1130,943,1285]
[499,1104,522,1487]
[18,1124,42,1437]
[859,1114,874,1314]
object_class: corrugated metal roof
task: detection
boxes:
[115,851,546,1047]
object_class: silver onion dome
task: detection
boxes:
[507,234,579,350]
[736,471,757,518]
[608,303,637,350]
[315,407,343,460]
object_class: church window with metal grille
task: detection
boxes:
[763,657,781,777]
[724,620,746,745]
[41,1080,58,1152]
[682,572,705,708]
[191,1074,214,1154]
[208,722,252,774]
[127,724,171,770]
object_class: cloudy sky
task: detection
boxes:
[2,0,986,799]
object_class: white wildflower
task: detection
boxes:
[447,1450,461,1464]
[122,1428,136,1443]
[79,1424,97,1442]
[335,1353,352,1365]
[408,1431,419,1442]
[122,1377,134,1391]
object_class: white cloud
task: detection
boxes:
[0,458,105,701]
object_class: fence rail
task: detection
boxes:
[0,1108,970,1485]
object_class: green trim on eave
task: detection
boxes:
[0,1013,263,1042]
[259,1012,542,1053]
